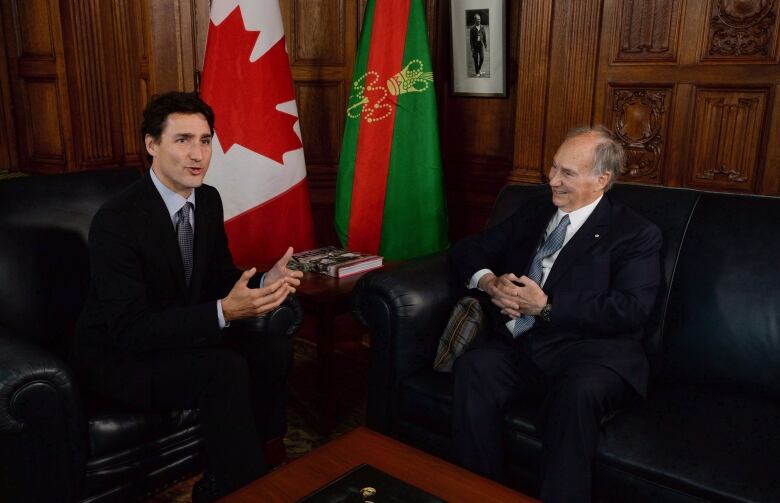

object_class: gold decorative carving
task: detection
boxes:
[707,0,777,57]
[611,88,670,181]
[617,0,681,61]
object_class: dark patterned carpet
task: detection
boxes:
[144,315,368,502]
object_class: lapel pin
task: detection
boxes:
[594,234,600,238]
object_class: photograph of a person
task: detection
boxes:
[451,0,505,97]
[466,9,489,78]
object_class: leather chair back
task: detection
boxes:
[0,169,142,354]
[661,192,780,398]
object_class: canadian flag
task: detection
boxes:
[200,0,315,269]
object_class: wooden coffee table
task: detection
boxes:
[222,427,538,502]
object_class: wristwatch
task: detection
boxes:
[540,303,552,322]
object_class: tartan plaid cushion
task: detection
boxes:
[433,296,484,372]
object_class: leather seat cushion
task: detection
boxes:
[88,409,200,459]
[596,384,780,502]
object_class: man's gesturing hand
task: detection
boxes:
[222,267,294,321]
[265,246,304,288]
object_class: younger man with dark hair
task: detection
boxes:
[71,91,302,502]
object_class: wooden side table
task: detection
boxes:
[294,269,376,433]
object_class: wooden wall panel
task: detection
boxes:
[17,0,56,57]
[296,82,344,167]
[543,0,604,174]
[702,0,780,61]
[508,0,554,184]
[614,0,682,62]
[0,13,18,170]
[111,0,149,161]
[607,85,673,184]
[2,0,72,173]
[24,80,66,163]
[292,0,345,65]
[687,88,768,192]
[63,0,114,164]
[595,0,780,196]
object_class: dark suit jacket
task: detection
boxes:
[470,25,487,50]
[450,190,662,396]
[71,173,257,405]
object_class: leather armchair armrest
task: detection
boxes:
[352,253,462,430]
[0,329,87,502]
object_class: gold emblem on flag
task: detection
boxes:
[347,59,433,124]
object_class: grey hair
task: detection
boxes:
[565,126,624,190]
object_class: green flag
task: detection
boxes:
[335,0,448,260]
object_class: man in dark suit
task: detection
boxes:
[469,13,487,76]
[450,127,662,502]
[71,92,303,502]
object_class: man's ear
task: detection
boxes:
[145,134,157,158]
[598,171,612,191]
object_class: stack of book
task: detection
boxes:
[288,246,383,278]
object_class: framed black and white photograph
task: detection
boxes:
[450,0,506,97]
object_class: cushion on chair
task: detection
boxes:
[433,296,484,372]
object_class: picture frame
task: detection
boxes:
[450,0,507,98]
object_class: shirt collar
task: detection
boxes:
[552,194,603,231]
[149,168,196,220]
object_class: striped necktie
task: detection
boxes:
[511,214,570,337]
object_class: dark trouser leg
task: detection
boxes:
[538,364,633,503]
[225,324,294,440]
[452,337,545,481]
[476,47,484,73]
[100,349,267,491]
[472,49,480,75]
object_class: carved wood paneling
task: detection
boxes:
[292,0,345,65]
[17,0,56,57]
[3,0,72,173]
[607,86,672,184]
[23,79,66,162]
[111,0,146,161]
[296,82,344,168]
[703,0,779,61]
[543,0,603,172]
[0,15,18,170]
[66,0,115,163]
[687,88,768,191]
[614,0,682,62]
[508,0,554,184]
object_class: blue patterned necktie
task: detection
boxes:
[511,214,570,337]
[176,202,194,285]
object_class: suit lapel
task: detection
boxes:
[136,173,188,292]
[543,196,611,292]
[189,187,212,301]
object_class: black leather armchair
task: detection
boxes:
[353,183,780,502]
[0,169,303,502]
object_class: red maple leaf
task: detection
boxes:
[200,7,301,164]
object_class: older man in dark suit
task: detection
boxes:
[71,92,302,502]
[450,126,662,502]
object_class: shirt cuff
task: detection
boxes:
[216,299,229,329]
[259,272,266,288]
[469,269,493,290]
